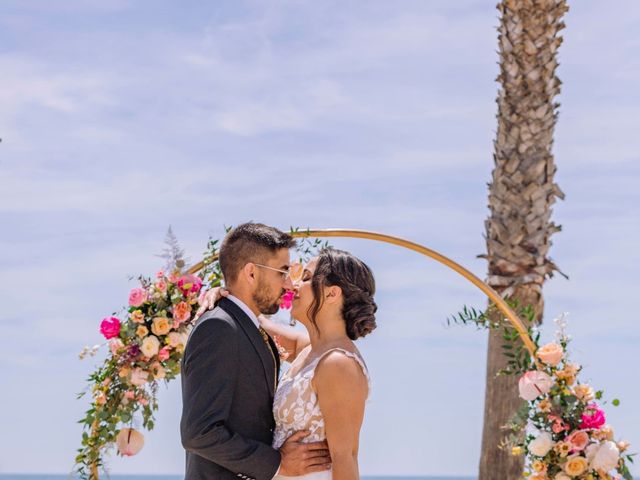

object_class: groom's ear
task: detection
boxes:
[241,263,257,285]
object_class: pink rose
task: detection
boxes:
[177,274,203,296]
[280,290,295,310]
[116,428,144,456]
[156,270,165,279]
[100,316,121,340]
[536,342,564,366]
[138,397,149,406]
[155,280,167,293]
[128,288,148,307]
[580,403,606,430]
[567,430,590,451]
[173,301,192,324]
[124,390,135,400]
[158,347,170,361]
[518,370,554,401]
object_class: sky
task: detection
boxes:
[1,0,639,476]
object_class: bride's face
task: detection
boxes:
[290,257,318,324]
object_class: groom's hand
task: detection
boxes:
[278,431,331,476]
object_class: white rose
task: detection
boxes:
[590,441,620,472]
[530,431,555,457]
[141,335,160,357]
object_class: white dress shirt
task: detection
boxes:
[226,294,260,329]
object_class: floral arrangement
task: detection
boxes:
[511,314,634,480]
[75,228,327,479]
[449,307,634,480]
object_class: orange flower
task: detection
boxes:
[563,455,588,477]
[173,301,192,324]
[536,342,564,366]
[554,441,572,457]
[538,398,552,413]
[136,325,149,338]
[130,310,145,324]
[151,317,171,336]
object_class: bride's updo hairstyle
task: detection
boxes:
[307,248,377,340]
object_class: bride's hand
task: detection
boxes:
[194,287,229,319]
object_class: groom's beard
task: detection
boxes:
[253,280,284,315]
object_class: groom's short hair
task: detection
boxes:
[219,223,296,284]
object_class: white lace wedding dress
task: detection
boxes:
[272,346,370,480]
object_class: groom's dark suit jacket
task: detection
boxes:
[181,297,281,480]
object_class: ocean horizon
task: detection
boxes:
[0,476,476,480]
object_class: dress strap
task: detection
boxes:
[312,347,371,387]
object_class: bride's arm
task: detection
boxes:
[313,352,368,480]
[258,315,310,362]
[195,287,310,362]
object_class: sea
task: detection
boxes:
[0,476,476,480]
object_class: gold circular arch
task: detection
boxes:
[188,228,537,356]
[90,228,538,478]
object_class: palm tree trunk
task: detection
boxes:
[479,1,568,479]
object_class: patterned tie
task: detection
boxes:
[259,327,278,388]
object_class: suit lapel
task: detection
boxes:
[218,298,277,397]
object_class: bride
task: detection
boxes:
[201,247,377,480]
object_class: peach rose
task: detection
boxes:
[567,430,590,452]
[563,455,588,477]
[136,325,149,338]
[574,384,595,402]
[532,460,547,473]
[151,362,166,380]
[116,428,144,456]
[173,301,192,324]
[124,390,135,400]
[167,331,186,348]
[536,342,564,366]
[151,317,171,336]
[130,310,145,324]
[141,335,160,358]
[130,367,149,386]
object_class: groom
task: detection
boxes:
[180,223,331,480]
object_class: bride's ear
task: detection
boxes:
[325,285,342,304]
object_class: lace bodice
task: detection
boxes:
[272,346,370,449]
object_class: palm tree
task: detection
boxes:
[479,0,569,478]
